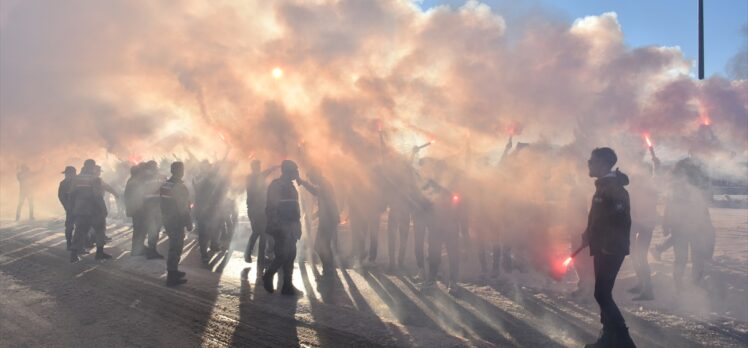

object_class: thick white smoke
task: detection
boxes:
[1,0,746,220]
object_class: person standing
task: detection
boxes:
[58,166,77,249]
[69,160,112,262]
[160,162,193,286]
[16,164,35,221]
[244,160,278,269]
[262,160,304,296]
[298,169,340,280]
[583,148,636,348]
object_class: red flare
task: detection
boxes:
[563,256,573,268]
[643,134,653,148]
[702,116,711,126]
[452,194,460,204]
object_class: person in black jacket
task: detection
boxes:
[160,162,193,286]
[59,166,77,250]
[583,148,636,348]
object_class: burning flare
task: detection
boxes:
[452,194,460,205]
[562,256,573,268]
[643,133,653,148]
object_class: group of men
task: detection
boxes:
[48,143,722,348]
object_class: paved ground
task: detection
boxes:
[1,210,746,347]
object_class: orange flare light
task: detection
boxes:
[452,194,460,204]
[702,116,711,126]
[644,134,653,148]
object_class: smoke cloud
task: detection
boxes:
[1,0,746,224]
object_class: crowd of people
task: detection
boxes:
[29,137,717,348]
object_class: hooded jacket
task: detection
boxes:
[584,169,631,256]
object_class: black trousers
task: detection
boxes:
[131,211,147,254]
[165,224,186,272]
[413,213,427,269]
[427,223,459,284]
[72,215,105,251]
[245,212,267,263]
[593,253,627,331]
[265,232,297,289]
[315,223,337,274]
[387,209,410,266]
[64,210,74,247]
[352,214,379,263]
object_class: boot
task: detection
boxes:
[281,284,304,296]
[146,248,164,260]
[173,270,186,278]
[95,247,112,260]
[166,272,187,287]
[627,284,642,294]
[613,327,637,348]
[585,329,612,348]
[262,272,275,293]
[70,251,80,263]
[633,285,654,301]
[244,252,253,264]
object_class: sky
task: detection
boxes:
[420,0,748,78]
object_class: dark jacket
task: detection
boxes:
[265,177,300,238]
[584,170,631,256]
[69,174,105,217]
[160,177,192,229]
[58,178,73,212]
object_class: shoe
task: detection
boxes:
[613,327,637,348]
[172,271,186,278]
[627,284,642,294]
[633,288,654,301]
[244,253,253,263]
[414,268,426,282]
[418,280,437,293]
[585,329,612,348]
[78,248,90,255]
[281,285,304,296]
[447,283,462,297]
[166,276,187,287]
[262,272,275,293]
[70,252,80,263]
[95,250,113,260]
[146,250,164,260]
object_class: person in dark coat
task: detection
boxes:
[69,160,112,262]
[261,160,305,296]
[58,166,77,250]
[583,148,636,348]
[160,162,193,286]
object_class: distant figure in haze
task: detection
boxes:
[125,163,148,256]
[244,160,279,271]
[419,178,461,296]
[299,168,340,281]
[142,161,165,260]
[262,160,305,296]
[583,148,636,348]
[662,158,715,289]
[627,163,659,301]
[16,164,35,221]
[160,161,193,287]
[69,160,112,262]
[58,166,77,250]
